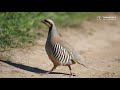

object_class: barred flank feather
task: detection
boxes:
[52,43,72,65]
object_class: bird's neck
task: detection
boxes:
[48,25,59,39]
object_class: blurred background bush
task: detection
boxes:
[0,12,105,49]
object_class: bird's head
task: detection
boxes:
[41,19,54,28]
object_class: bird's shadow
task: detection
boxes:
[0,60,69,75]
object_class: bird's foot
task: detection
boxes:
[64,73,76,77]
[69,73,76,77]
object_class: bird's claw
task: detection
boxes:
[69,73,76,77]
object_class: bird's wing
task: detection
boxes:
[59,40,80,61]
[59,39,87,68]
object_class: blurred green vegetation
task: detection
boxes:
[0,12,104,49]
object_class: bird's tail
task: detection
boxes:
[77,61,88,69]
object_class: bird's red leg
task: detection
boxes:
[68,65,76,77]
[46,65,57,74]
[41,65,57,75]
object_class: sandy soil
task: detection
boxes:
[0,14,120,78]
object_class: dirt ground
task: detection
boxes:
[0,14,120,78]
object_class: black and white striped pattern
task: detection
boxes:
[52,43,72,65]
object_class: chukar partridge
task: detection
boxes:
[41,19,87,76]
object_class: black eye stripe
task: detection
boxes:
[44,20,51,25]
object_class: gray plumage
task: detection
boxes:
[41,19,87,76]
